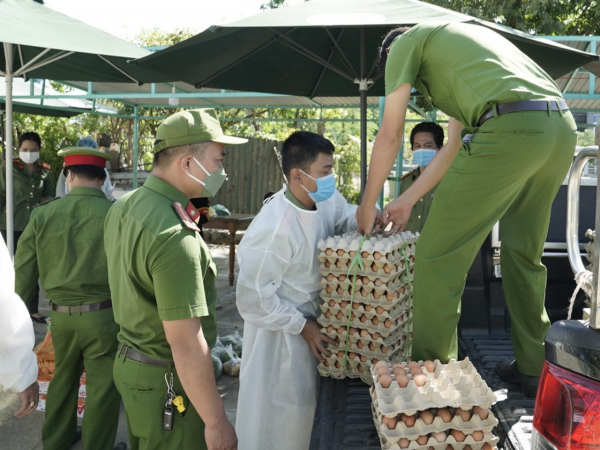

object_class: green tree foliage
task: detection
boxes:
[424,0,599,35]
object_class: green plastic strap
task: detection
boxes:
[343,235,366,371]
[398,241,413,360]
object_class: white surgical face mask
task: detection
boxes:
[19,151,40,164]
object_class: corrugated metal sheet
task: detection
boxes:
[212,137,285,214]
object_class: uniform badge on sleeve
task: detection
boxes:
[172,202,201,232]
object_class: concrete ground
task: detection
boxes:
[0,245,244,450]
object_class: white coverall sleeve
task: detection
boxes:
[236,223,307,335]
[0,240,38,394]
[333,190,359,235]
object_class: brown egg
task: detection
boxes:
[336,249,345,256]
[471,430,484,441]
[381,415,398,430]
[327,299,335,307]
[412,374,427,387]
[463,446,473,450]
[348,251,356,258]
[325,248,334,255]
[360,314,368,323]
[357,364,364,372]
[372,291,381,299]
[349,312,356,321]
[339,300,348,308]
[378,374,392,388]
[336,286,344,295]
[450,429,466,442]
[374,360,388,370]
[409,366,423,375]
[335,260,343,268]
[370,262,378,272]
[422,360,436,373]
[347,327,356,335]
[361,251,369,258]
[436,408,452,423]
[362,276,370,284]
[384,318,393,328]
[386,293,395,301]
[364,304,373,311]
[360,329,370,337]
[324,260,331,268]
[381,346,388,354]
[360,355,367,362]
[482,443,493,450]
[360,288,369,298]
[419,410,434,425]
[325,285,333,294]
[326,273,335,282]
[416,435,428,445]
[376,366,390,376]
[334,360,341,368]
[352,301,360,310]
[325,310,332,319]
[369,342,376,351]
[455,407,472,422]
[396,375,409,387]
[432,431,447,443]
[372,316,380,326]
[392,367,406,377]
[472,405,490,420]
[374,279,384,287]
[326,324,334,333]
[336,311,344,320]
[383,264,393,274]
[372,332,382,340]
[398,438,410,449]
[323,359,329,367]
[392,363,404,370]
[348,352,357,360]
[400,413,416,427]
[375,306,384,314]
[338,274,347,282]
[356,340,364,349]
[337,325,346,334]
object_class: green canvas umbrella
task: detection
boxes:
[0,0,156,255]
[132,0,599,191]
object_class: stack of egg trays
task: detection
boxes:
[370,358,498,450]
[316,231,418,384]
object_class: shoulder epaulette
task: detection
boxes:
[12,158,20,164]
[401,168,417,180]
[33,197,60,209]
[39,162,51,170]
[172,201,200,233]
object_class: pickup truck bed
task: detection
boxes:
[309,331,533,450]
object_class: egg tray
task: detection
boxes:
[320,287,411,308]
[317,346,405,386]
[320,273,411,296]
[328,338,407,361]
[319,263,414,284]
[321,320,412,347]
[372,359,496,417]
[317,310,410,337]
[377,429,498,450]
[317,248,416,268]
[317,231,418,256]
[319,299,409,323]
[370,403,498,442]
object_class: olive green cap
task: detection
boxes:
[153,108,247,153]
[57,146,111,167]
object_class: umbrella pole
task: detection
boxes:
[359,27,367,197]
[133,106,139,189]
[4,43,14,257]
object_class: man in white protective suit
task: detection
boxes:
[235,131,381,450]
[0,239,39,418]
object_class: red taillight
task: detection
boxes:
[533,361,600,449]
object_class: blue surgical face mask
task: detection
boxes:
[300,170,336,203]
[413,149,437,167]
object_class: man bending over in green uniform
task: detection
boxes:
[105,109,246,450]
[356,23,577,397]
[398,122,444,233]
[15,146,124,450]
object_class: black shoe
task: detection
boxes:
[71,426,82,446]
[114,442,128,450]
[496,359,540,398]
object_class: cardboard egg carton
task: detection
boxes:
[318,249,416,268]
[371,403,498,442]
[321,321,412,347]
[317,309,409,337]
[376,427,499,450]
[319,299,409,322]
[331,339,406,360]
[371,359,496,417]
[319,261,414,282]
[321,272,411,294]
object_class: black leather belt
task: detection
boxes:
[118,343,171,367]
[51,299,112,314]
[478,99,569,127]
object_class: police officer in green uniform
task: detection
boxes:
[105,109,247,450]
[14,146,123,449]
[356,22,577,397]
[398,122,444,233]
[1,131,54,322]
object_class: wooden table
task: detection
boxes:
[205,213,255,286]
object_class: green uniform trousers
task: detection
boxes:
[113,351,207,450]
[42,308,120,450]
[411,109,577,376]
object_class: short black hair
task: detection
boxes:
[410,122,445,149]
[18,132,42,149]
[63,165,106,182]
[152,142,210,169]
[281,131,334,179]
[379,27,411,73]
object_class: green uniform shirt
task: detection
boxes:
[104,175,218,360]
[398,168,436,233]
[284,187,309,210]
[0,160,54,231]
[385,23,563,127]
[14,187,112,306]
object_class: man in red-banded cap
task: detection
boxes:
[14,146,125,450]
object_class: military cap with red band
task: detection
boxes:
[57,146,111,167]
